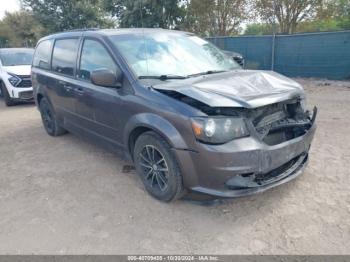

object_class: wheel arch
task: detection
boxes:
[36,90,54,110]
[124,113,189,160]
[36,93,44,105]
[0,78,9,91]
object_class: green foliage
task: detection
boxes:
[21,0,114,34]
[326,0,350,29]
[244,17,350,36]
[0,11,44,47]
[296,18,343,32]
[337,18,350,29]
[244,23,273,35]
[102,0,184,28]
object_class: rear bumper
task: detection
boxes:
[174,112,317,198]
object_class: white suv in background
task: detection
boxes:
[0,48,34,106]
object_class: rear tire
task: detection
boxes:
[39,97,66,136]
[133,131,184,202]
[1,82,16,106]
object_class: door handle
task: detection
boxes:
[64,85,74,92]
[75,87,85,95]
[58,80,74,92]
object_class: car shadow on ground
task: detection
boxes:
[0,100,295,212]
[0,98,35,108]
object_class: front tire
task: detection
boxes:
[1,82,15,106]
[133,131,184,202]
[39,97,66,136]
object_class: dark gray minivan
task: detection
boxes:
[32,28,317,202]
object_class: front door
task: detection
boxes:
[74,38,124,147]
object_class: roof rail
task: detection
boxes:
[63,28,100,33]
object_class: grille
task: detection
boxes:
[226,154,307,190]
[16,75,32,88]
[17,79,32,87]
[19,90,34,100]
[255,154,304,184]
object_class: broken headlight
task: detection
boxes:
[191,117,249,144]
[300,97,307,112]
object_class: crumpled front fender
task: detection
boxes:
[123,113,190,155]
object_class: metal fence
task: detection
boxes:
[208,30,350,80]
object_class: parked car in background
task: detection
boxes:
[222,50,245,68]
[32,29,316,202]
[0,48,34,106]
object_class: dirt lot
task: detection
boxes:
[0,78,349,255]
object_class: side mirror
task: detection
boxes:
[222,50,245,68]
[91,69,122,88]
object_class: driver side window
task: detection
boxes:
[78,39,118,81]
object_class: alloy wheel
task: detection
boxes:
[139,145,169,192]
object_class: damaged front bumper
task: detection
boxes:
[191,152,309,198]
[174,107,317,198]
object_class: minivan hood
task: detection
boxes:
[2,65,31,76]
[153,70,305,108]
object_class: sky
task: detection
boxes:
[0,0,20,19]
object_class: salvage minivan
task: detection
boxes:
[32,29,317,202]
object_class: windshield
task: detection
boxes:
[110,32,240,78]
[0,49,34,66]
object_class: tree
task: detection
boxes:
[103,0,184,28]
[214,0,247,35]
[21,0,114,34]
[316,0,350,29]
[182,0,248,36]
[0,11,44,47]
[253,0,322,34]
[287,0,350,33]
[181,0,215,36]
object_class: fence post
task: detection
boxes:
[271,0,276,71]
[271,34,276,71]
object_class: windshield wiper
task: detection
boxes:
[138,74,188,80]
[188,70,227,78]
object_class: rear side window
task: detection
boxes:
[78,39,118,81]
[52,38,79,76]
[33,40,53,69]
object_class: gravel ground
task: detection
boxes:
[0,78,349,255]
